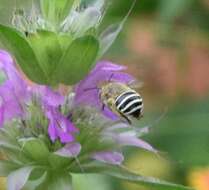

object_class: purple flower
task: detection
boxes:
[0,50,29,127]
[74,61,134,120]
[39,86,78,144]
[45,105,78,143]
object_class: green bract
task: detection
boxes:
[0,123,193,190]
[40,0,76,25]
[0,0,124,86]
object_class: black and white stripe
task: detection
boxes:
[115,91,143,118]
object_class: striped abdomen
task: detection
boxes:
[115,91,143,119]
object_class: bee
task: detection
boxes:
[100,82,144,124]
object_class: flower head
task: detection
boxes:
[0,1,192,189]
[0,50,191,190]
[0,50,155,163]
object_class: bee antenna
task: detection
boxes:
[83,87,100,92]
[108,73,114,82]
[135,107,168,134]
[150,107,168,127]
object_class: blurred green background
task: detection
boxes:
[0,0,209,190]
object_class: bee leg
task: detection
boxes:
[124,116,132,124]
[102,104,105,111]
[119,113,132,124]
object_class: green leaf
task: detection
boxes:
[73,174,111,190]
[48,153,71,170]
[0,132,19,150]
[40,0,75,24]
[55,0,75,22]
[0,160,19,177]
[23,171,47,190]
[73,163,194,190]
[0,128,30,164]
[7,166,35,190]
[18,138,49,164]
[105,168,193,190]
[0,24,48,84]
[57,34,73,52]
[28,30,63,81]
[36,172,72,190]
[54,35,99,85]
[0,144,30,165]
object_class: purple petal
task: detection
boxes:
[0,50,13,63]
[103,107,119,121]
[55,143,81,157]
[0,50,29,100]
[58,115,78,133]
[0,50,15,80]
[39,86,64,107]
[48,119,58,142]
[45,106,78,143]
[96,60,127,71]
[114,132,156,152]
[92,151,124,165]
[0,50,30,127]
[0,82,24,126]
[58,131,75,144]
[74,87,100,108]
[110,72,134,84]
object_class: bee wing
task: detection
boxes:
[127,81,144,89]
